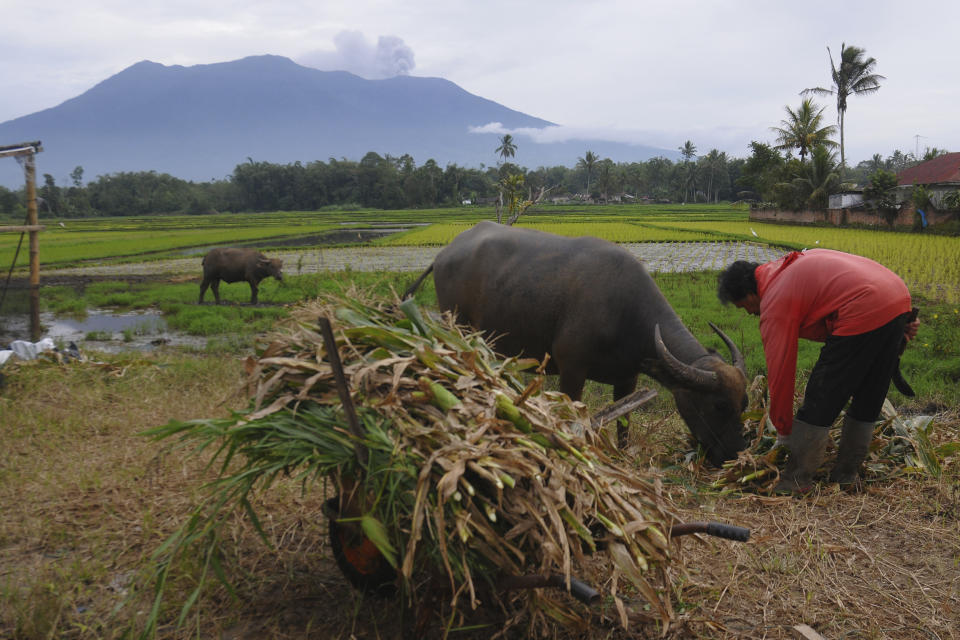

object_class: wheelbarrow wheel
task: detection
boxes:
[325,497,397,596]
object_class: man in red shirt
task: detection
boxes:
[717,249,918,493]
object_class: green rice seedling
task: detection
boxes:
[657,221,960,303]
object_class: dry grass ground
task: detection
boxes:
[1,352,958,639]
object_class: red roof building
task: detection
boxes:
[895,152,960,209]
[897,152,960,187]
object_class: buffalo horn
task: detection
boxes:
[708,321,747,376]
[654,324,719,390]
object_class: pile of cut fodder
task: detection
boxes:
[146,289,687,636]
[707,375,955,494]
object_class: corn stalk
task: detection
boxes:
[143,288,684,636]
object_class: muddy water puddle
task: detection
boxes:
[0,309,206,353]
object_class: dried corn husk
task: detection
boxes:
[148,288,683,635]
[707,375,951,493]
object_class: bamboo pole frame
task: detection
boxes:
[1,141,44,340]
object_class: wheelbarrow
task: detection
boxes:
[319,316,751,601]
[326,489,749,603]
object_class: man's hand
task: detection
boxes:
[904,320,919,341]
[904,307,920,342]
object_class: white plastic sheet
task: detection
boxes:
[0,337,56,366]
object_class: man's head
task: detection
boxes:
[717,261,761,315]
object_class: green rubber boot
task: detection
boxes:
[773,418,830,495]
[829,416,877,487]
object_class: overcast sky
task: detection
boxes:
[2,0,958,166]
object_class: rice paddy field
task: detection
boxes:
[1,203,959,639]
[3,203,958,301]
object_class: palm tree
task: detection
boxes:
[770,98,837,162]
[868,153,887,173]
[495,134,516,165]
[594,158,620,202]
[803,43,884,177]
[887,149,916,173]
[698,149,729,203]
[791,145,841,209]
[576,151,598,195]
[923,147,948,162]
[677,141,697,202]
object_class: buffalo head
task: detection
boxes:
[258,256,283,281]
[654,322,748,466]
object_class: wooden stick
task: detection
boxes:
[318,316,368,466]
[590,387,658,429]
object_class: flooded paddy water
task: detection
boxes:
[36,241,785,278]
[0,309,207,353]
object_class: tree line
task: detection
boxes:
[0,142,946,220]
[0,149,748,218]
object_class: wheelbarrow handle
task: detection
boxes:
[566,576,601,604]
[670,521,750,542]
[499,573,601,605]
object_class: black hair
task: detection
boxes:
[717,260,760,305]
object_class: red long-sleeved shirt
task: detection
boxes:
[756,249,911,434]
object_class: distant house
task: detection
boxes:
[896,152,960,207]
[828,190,864,209]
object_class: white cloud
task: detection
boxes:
[297,30,415,79]
[468,122,757,157]
[1,1,959,163]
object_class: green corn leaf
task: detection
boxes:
[360,515,398,569]
[399,297,431,337]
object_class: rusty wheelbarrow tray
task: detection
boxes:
[326,491,750,603]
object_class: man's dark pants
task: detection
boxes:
[797,312,911,427]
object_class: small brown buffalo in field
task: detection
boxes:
[199,248,283,304]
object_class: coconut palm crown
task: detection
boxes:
[771,98,838,162]
[803,43,884,176]
[495,134,517,165]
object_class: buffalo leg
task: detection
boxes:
[210,280,221,304]
[558,370,586,402]
[249,282,258,305]
[613,376,639,449]
[198,278,210,303]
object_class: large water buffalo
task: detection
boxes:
[404,221,748,465]
[199,248,283,305]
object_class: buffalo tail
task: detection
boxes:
[402,264,434,300]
